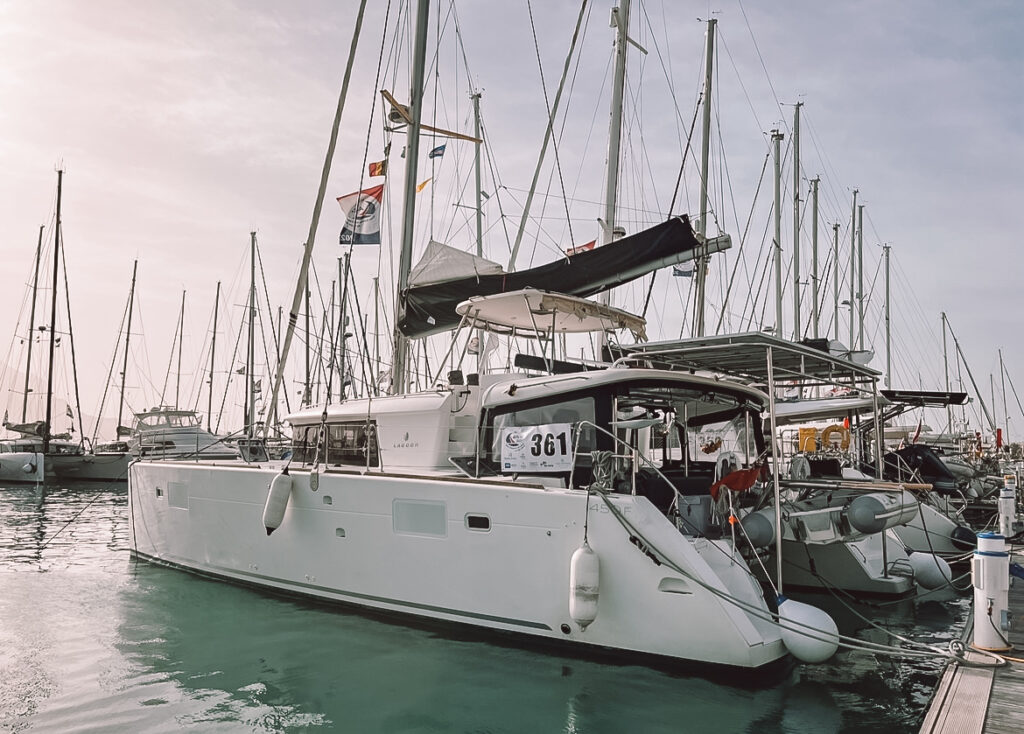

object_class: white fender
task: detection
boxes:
[908,552,952,590]
[262,471,293,535]
[777,596,839,663]
[569,541,600,630]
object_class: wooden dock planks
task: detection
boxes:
[919,547,1024,734]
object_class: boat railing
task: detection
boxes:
[567,419,749,538]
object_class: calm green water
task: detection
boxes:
[0,483,968,733]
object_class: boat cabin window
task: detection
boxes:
[138,412,200,430]
[290,421,380,468]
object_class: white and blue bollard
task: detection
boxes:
[999,475,1018,537]
[972,531,1012,651]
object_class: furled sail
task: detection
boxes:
[399,215,727,338]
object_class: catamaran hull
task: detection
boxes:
[128,461,787,672]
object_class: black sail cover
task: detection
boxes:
[399,215,711,338]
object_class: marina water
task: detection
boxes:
[1,482,968,733]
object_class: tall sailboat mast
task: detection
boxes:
[207,280,220,433]
[857,203,865,350]
[693,17,716,337]
[810,177,820,339]
[175,290,185,408]
[42,169,63,454]
[390,0,430,394]
[791,102,802,340]
[848,189,857,352]
[771,130,784,337]
[247,232,257,437]
[21,225,44,422]
[116,260,138,438]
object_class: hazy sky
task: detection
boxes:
[1,1,1022,438]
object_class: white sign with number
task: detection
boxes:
[500,423,573,473]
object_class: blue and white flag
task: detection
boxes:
[428,144,446,159]
[672,265,694,277]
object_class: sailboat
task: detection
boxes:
[1,170,128,483]
[128,2,846,673]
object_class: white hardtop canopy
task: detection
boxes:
[772,395,891,426]
[455,289,647,341]
[480,366,768,415]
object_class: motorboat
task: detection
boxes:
[128,407,239,461]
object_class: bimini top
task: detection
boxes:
[455,289,647,341]
[623,331,881,389]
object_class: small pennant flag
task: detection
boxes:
[428,144,446,159]
[416,178,432,193]
[368,159,387,177]
[672,265,694,277]
[66,405,74,419]
[565,239,595,256]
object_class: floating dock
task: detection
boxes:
[919,548,1024,733]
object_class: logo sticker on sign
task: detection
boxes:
[500,423,573,473]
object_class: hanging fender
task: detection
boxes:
[263,469,293,536]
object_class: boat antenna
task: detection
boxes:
[263,0,369,435]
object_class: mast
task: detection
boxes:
[693,17,716,337]
[832,223,840,341]
[22,225,45,422]
[857,203,865,350]
[848,189,857,352]
[771,129,784,337]
[1000,349,1010,443]
[247,231,257,437]
[263,0,368,434]
[373,276,381,393]
[42,169,63,454]
[791,102,802,341]
[207,280,220,433]
[175,290,185,408]
[942,312,952,433]
[472,91,484,257]
[390,0,430,394]
[339,252,351,400]
[883,244,891,387]
[810,177,820,340]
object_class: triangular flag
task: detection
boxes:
[416,178,432,193]
[565,239,596,256]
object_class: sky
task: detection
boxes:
[1,0,1022,440]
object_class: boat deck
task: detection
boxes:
[919,547,1024,733]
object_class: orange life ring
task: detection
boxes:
[821,424,851,451]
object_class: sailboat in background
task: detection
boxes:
[1,170,128,483]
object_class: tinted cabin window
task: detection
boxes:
[327,422,380,467]
[290,423,379,467]
[291,426,316,464]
